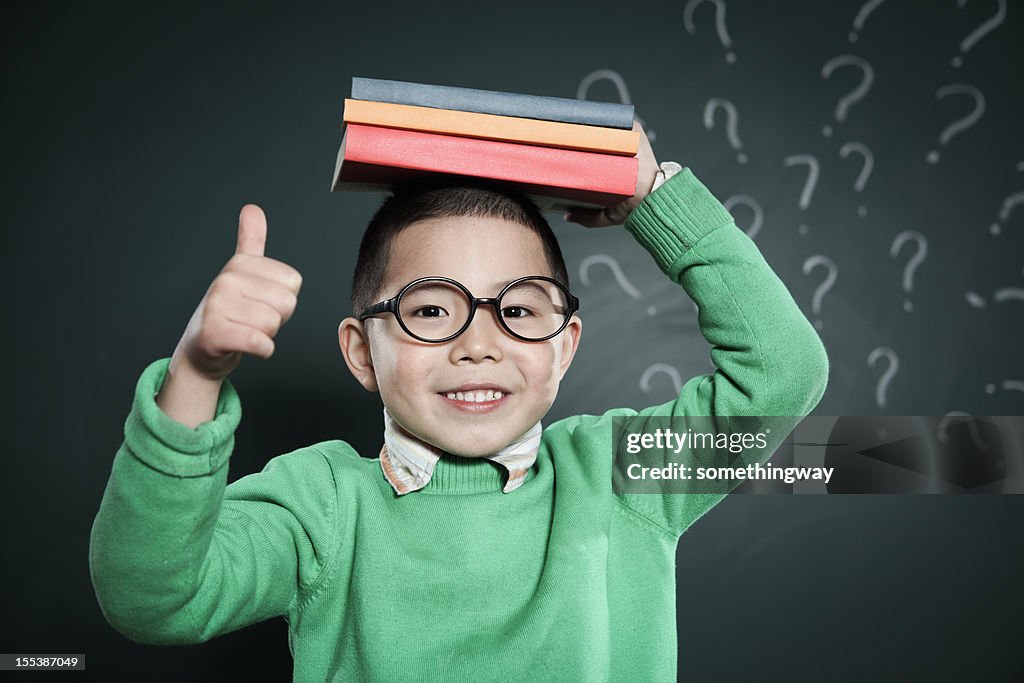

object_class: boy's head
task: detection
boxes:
[338,175,582,458]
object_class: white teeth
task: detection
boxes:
[446,389,507,402]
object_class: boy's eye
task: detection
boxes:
[501,306,534,319]
[411,305,448,318]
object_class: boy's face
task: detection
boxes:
[339,215,582,457]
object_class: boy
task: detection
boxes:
[89,121,829,681]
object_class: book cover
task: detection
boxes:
[342,99,640,156]
[351,76,635,130]
[330,123,638,210]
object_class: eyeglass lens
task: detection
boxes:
[397,279,570,341]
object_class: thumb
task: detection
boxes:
[235,204,267,256]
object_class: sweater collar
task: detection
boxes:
[379,407,541,495]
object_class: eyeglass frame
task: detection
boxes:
[356,275,581,343]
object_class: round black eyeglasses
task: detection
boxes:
[356,276,580,343]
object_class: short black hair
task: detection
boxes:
[350,174,570,315]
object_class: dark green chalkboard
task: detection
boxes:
[1,1,1021,680]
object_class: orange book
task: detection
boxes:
[342,99,640,156]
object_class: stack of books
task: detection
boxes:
[330,77,640,213]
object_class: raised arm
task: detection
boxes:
[88,204,337,642]
[563,159,828,538]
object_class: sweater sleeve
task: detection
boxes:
[88,358,339,644]
[554,167,829,539]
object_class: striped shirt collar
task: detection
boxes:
[379,406,542,495]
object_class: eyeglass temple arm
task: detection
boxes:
[356,300,394,320]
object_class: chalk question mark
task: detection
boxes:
[963,286,1024,308]
[989,191,1024,236]
[640,363,684,396]
[802,255,837,331]
[889,231,927,313]
[926,84,985,164]
[985,380,1024,397]
[951,0,1006,68]
[723,195,764,240]
[703,98,746,164]
[839,141,873,218]
[579,254,657,316]
[867,346,899,409]
[683,0,736,64]
[821,55,874,138]
[577,69,655,142]
[783,154,820,234]
[849,0,887,43]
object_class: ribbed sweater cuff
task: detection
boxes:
[623,167,736,280]
[123,357,241,477]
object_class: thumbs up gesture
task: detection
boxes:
[172,204,303,382]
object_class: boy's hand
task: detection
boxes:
[171,204,303,382]
[564,119,660,228]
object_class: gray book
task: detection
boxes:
[351,77,635,130]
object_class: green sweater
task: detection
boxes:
[89,168,829,681]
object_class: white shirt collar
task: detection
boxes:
[379,406,541,495]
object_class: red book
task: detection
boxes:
[331,123,638,211]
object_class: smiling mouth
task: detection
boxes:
[437,390,510,413]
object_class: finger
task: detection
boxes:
[232,271,300,320]
[229,253,303,294]
[206,317,276,359]
[223,297,289,338]
[236,204,267,257]
[567,206,622,228]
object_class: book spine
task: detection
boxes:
[351,77,635,129]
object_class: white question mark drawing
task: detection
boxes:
[889,230,927,313]
[683,0,736,64]
[963,286,1024,308]
[937,412,990,453]
[821,55,874,138]
[838,141,873,218]
[577,69,654,142]
[951,0,1006,68]
[993,287,1024,303]
[985,380,1024,395]
[640,363,684,396]
[802,255,837,331]
[849,0,888,43]
[579,254,657,316]
[989,191,1024,235]
[723,195,764,240]
[867,346,899,409]
[783,154,820,234]
[926,84,985,164]
[703,98,746,164]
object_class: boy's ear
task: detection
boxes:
[557,314,583,381]
[338,317,379,392]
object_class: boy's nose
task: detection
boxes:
[450,305,504,363]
